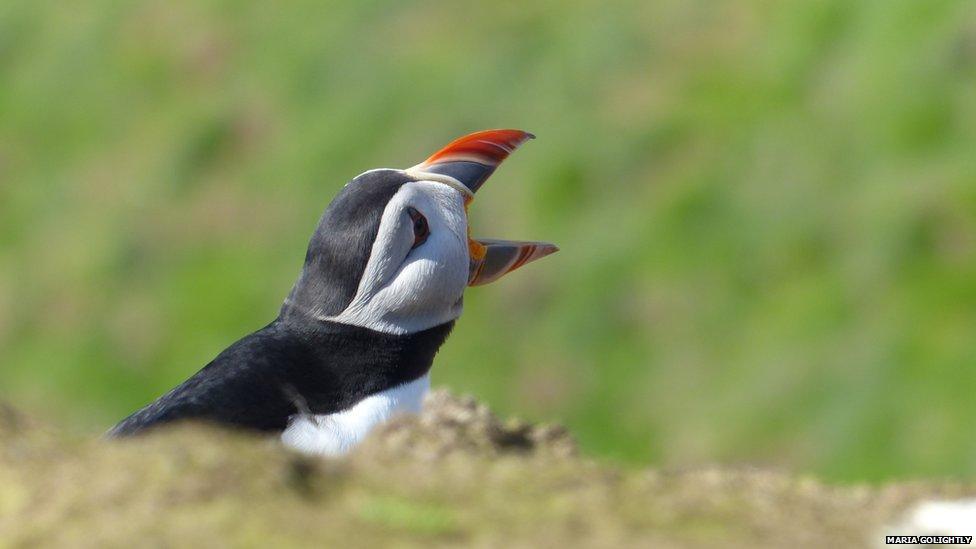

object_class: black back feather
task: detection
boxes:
[109,317,453,436]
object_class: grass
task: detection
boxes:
[355,495,460,535]
[2,396,974,548]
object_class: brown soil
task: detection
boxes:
[1,390,972,548]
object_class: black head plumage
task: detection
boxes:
[284,169,414,317]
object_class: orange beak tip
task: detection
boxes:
[412,129,536,194]
[528,243,559,261]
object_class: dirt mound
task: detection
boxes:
[0,391,973,548]
[367,389,577,459]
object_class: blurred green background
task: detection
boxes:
[2,0,975,482]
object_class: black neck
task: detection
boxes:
[270,309,455,414]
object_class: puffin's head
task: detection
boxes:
[285,130,558,334]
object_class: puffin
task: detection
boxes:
[109,129,557,456]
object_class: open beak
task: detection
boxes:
[408,129,558,286]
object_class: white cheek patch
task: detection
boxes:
[323,180,470,334]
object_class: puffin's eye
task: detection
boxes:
[407,207,429,248]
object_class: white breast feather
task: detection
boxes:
[280,375,430,456]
